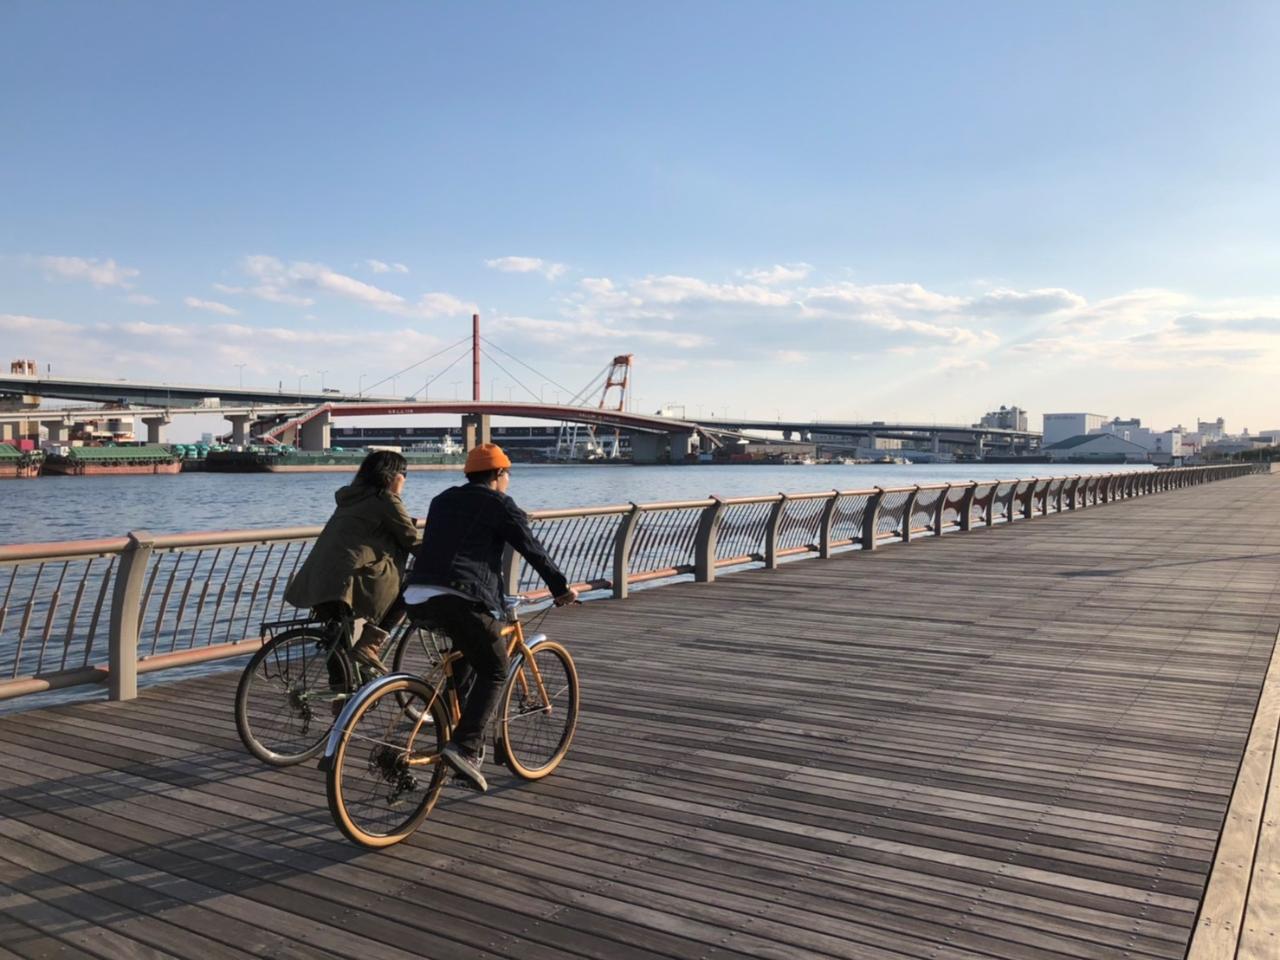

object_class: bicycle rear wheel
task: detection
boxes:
[235,627,352,766]
[498,640,579,779]
[327,676,451,848]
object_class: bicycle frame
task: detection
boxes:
[319,619,555,769]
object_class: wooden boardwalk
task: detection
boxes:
[2,473,1280,960]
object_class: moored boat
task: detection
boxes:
[41,444,181,476]
[0,444,41,479]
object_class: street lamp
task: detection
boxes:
[318,369,328,391]
[297,374,308,401]
[234,363,247,389]
[358,373,366,397]
[451,380,461,400]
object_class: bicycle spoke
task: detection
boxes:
[330,678,445,844]
[236,628,349,766]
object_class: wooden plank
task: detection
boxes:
[0,473,1277,959]
[1186,625,1280,960]
[1237,677,1280,959]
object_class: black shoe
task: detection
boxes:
[441,743,488,792]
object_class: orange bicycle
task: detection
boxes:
[321,596,579,848]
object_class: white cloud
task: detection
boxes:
[366,259,409,274]
[486,256,567,280]
[183,296,240,316]
[213,281,316,307]
[241,256,474,318]
[630,274,791,307]
[745,263,813,285]
[213,323,356,346]
[970,287,1085,315]
[0,312,79,334]
[773,350,808,364]
[934,357,990,374]
[117,320,186,337]
[493,314,709,349]
[125,293,158,306]
[803,282,968,317]
[36,255,139,288]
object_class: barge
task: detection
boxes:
[204,448,466,473]
[41,444,181,476]
[0,444,41,479]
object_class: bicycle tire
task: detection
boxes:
[497,640,579,780]
[235,627,353,766]
[327,675,451,848]
[391,621,450,680]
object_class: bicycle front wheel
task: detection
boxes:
[327,676,450,848]
[235,627,352,766]
[498,640,579,780]
[391,621,450,680]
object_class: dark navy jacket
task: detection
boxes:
[405,483,569,611]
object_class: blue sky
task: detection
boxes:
[3,1,1279,438]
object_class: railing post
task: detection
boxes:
[501,543,521,597]
[900,487,920,543]
[819,491,841,558]
[694,497,725,583]
[765,494,788,569]
[1021,480,1036,520]
[958,483,976,531]
[109,529,154,702]
[984,483,996,527]
[862,488,885,550]
[934,484,950,536]
[611,503,642,600]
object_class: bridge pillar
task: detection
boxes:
[669,431,696,462]
[41,419,68,445]
[226,414,252,446]
[462,413,491,451]
[631,433,667,464]
[141,415,171,444]
[931,433,940,454]
[300,410,331,451]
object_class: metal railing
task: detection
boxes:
[0,463,1263,703]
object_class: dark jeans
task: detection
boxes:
[406,594,507,756]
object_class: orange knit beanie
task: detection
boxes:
[464,443,512,473]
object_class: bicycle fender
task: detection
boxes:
[319,671,425,767]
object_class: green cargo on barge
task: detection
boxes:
[205,448,466,473]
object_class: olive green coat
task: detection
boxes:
[284,483,418,621]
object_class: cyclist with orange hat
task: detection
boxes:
[402,442,578,791]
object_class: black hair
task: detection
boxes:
[466,468,505,485]
[355,450,408,492]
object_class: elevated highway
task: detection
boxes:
[0,372,381,408]
[0,372,1035,456]
[694,416,1039,453]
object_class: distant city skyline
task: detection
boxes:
[3,2,1278,440]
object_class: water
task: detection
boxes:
[0,462,1150,545]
